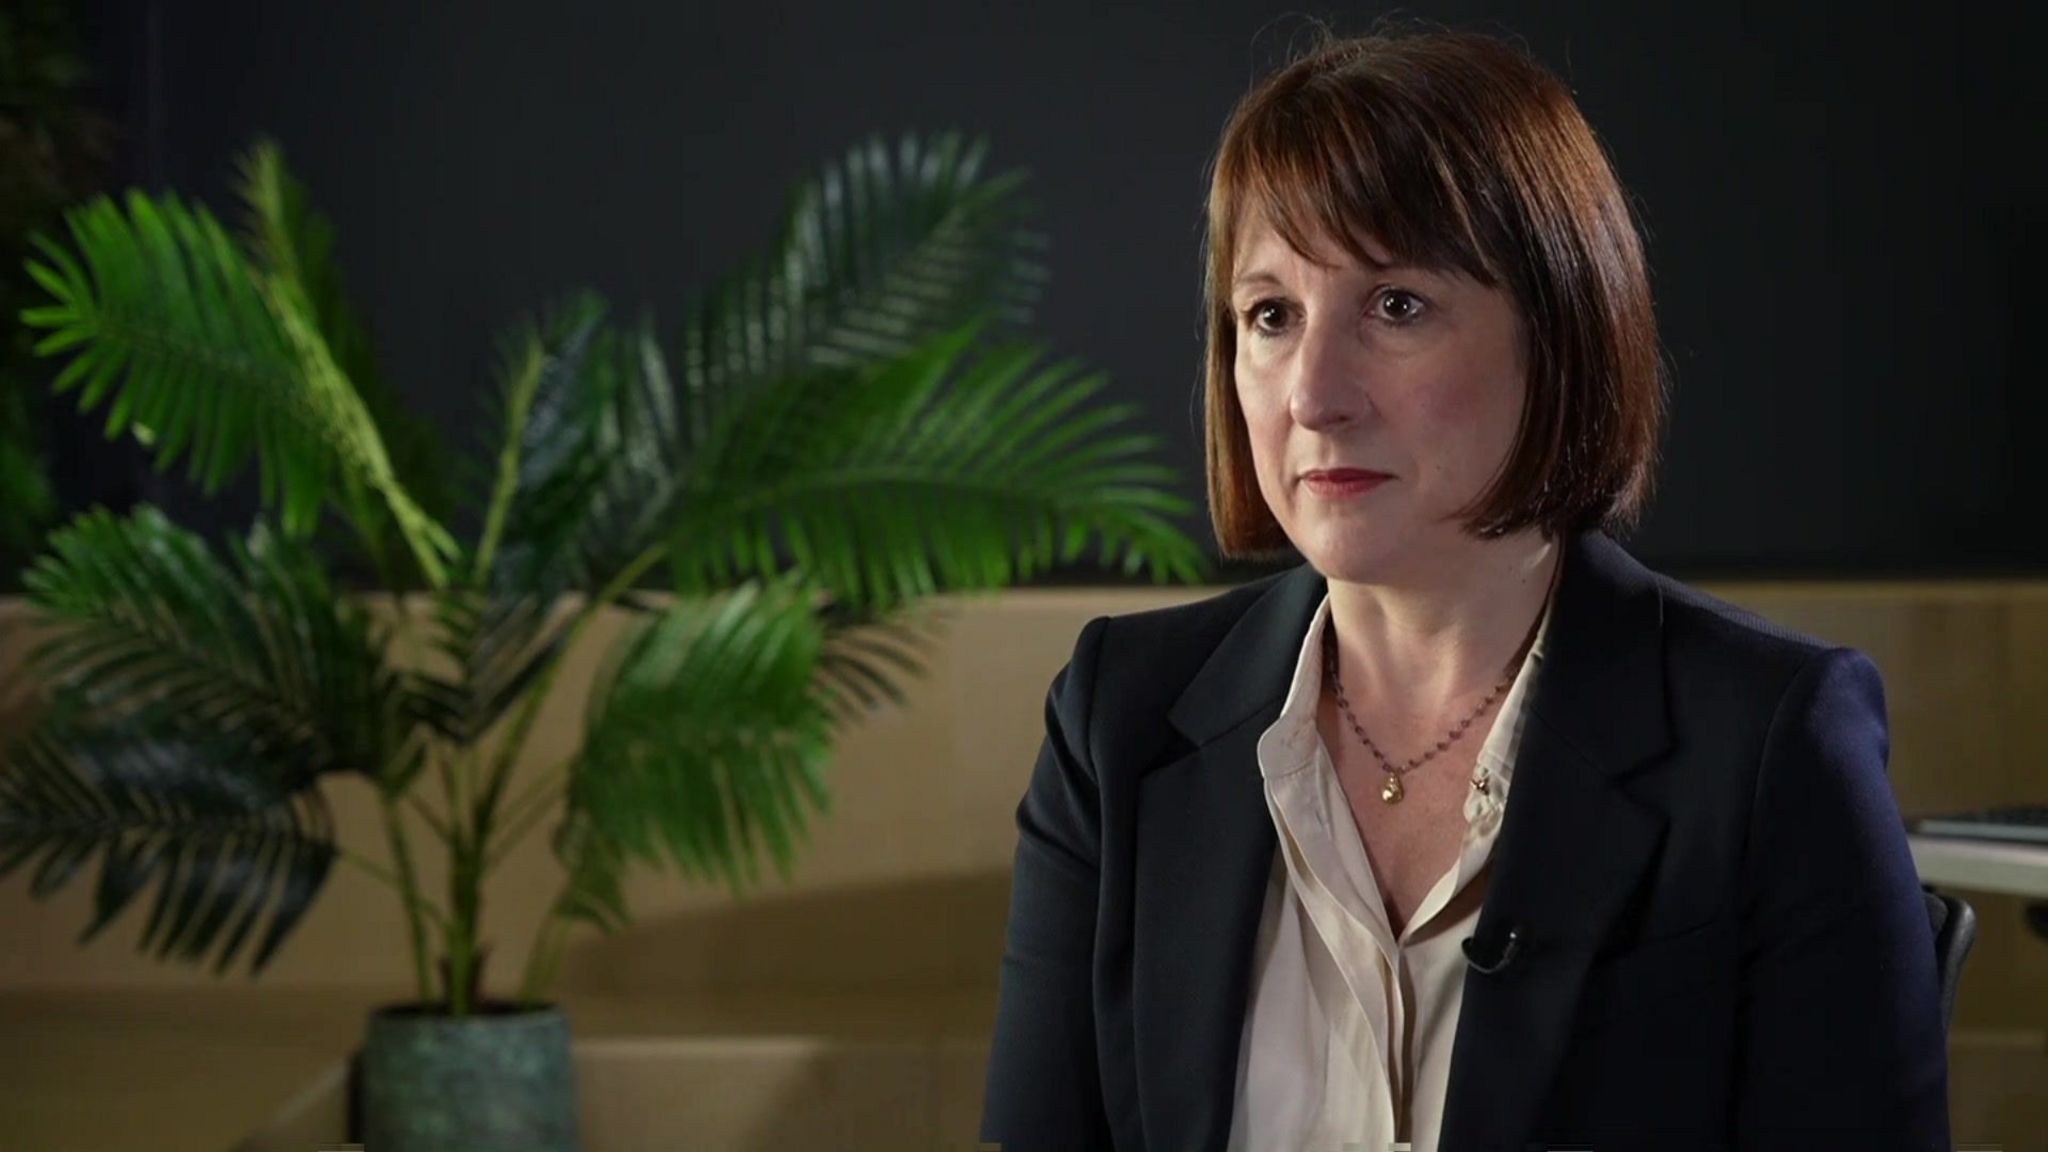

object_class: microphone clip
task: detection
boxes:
[1462,925,1524,974]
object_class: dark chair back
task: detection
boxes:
[1922,886,1977,1034]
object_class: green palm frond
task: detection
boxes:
[455,132,1068,615]
[233,139,456,581]
[675,133,1045,487]
[474,293,673,600]
[466,131,1199,618]
[412,295,662,745]
[666,319,1204,607]
[549,803,630,934]
[471,297,601,594]
[234,142,376,390]
[681,131,1042,398]
[18,506,418,792]
[0,703,338,975]
[408,590,563,747]
[567,321,684,589]
[812,598,944,724]
[18,190,457,584]
[570,578,836,892]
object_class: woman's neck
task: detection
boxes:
[1323,531,1561,719]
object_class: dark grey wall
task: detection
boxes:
[51,0,2048,581]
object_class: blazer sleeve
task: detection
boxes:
[979,616,1116,1152]
[1733,646,1951,1149]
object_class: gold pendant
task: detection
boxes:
[1380,773,1405,804]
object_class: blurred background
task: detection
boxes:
[3,1,2045,1150]
[25,0,2046,582]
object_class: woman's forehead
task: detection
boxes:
[1234,212,1403,277]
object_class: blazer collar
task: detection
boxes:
[1165,557,1325,744]
[1132,530,1674,1152]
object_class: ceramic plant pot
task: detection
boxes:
[359,1000,580,1152]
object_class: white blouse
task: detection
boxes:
[1226,593,1552,1152]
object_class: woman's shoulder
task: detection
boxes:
[1655,572,1831,652]
[1049,567,1306,731]
[1643,566,1884,708]
[1095,568,1295,655]
[1070,568,1289,669]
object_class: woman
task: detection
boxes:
[978,27,1949,1152]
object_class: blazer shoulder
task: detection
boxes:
[1649,569,1876,700]
[1047,569,1295,742]
[1093,570,1287,681]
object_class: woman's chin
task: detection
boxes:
[1291,527,1408,585]
[1287,511,1477,587]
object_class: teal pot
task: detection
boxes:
[358,1000,581,1152]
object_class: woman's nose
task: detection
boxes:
[1286,325,1371,430]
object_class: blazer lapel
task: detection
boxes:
[1130,564,1322,1152]
[1437,531,1676,1151]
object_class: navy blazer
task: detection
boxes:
[979,531,1950,1151]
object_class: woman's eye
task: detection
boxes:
[1240,290,1424,337]
[1374,289,1425,323]
[1243,300,1290,336]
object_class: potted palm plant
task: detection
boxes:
[0,133,1202,1151]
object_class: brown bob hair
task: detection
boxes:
[1203,28,1666,557]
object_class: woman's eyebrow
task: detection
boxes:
[1231,256,1417,295]
[1231,269,1287,294]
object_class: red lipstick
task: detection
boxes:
[1300,468,1392,498]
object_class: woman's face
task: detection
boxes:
[1230,215,1531,584]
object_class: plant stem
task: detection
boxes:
[475,550,662,827]
[484,788,557,872]
[426,742,485,1016]
[493,551,669,1008]
[376,790,435,1003]
[443,546,665,1011]
[403,789,455,845]
[379,583,469,856]
[350,499,475,1010]
[518,911,572,1006]
[497,757,568,829]
[466,550,660,899]
[453,742,483,853]
[434,720,464,842]
[337,847,451,930]
[486,757,572,868]
[471,652,563,841]
[443,830,482,1014]
[470,338,540,587]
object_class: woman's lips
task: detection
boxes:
[1300,469,1392,498]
